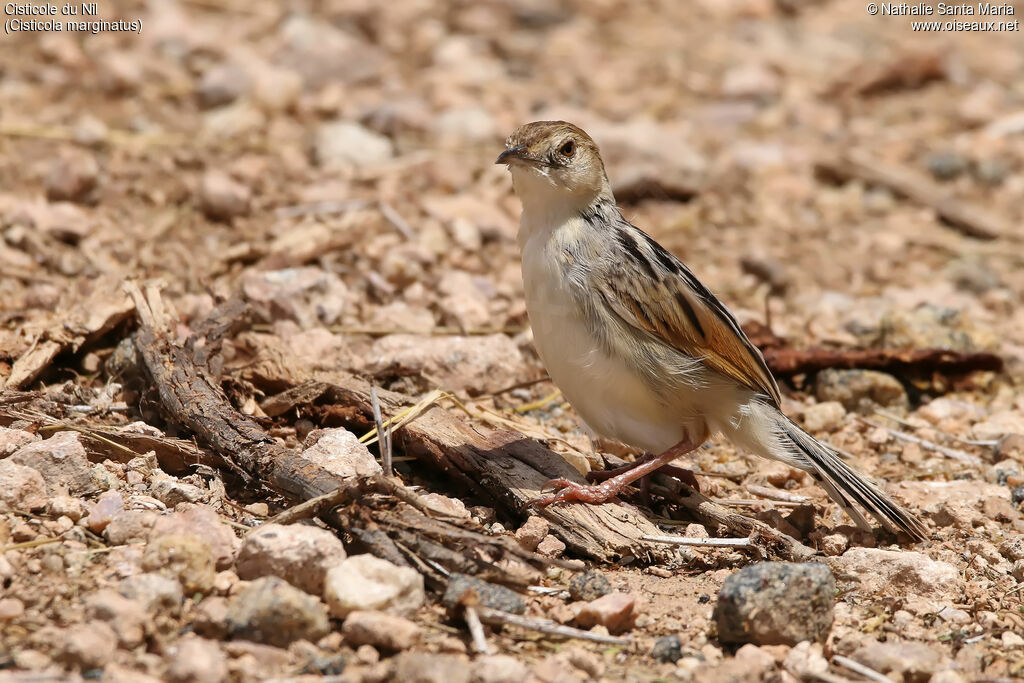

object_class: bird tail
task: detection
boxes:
[776,414,927,541]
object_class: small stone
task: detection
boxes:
[165,636,229,683]
[472,654,529,683]
[85,589,147,647]
[926,150,969,180]
[10,430,93,494]
[47,494,85,521]
[442,573,526,615]
[88,490,124,533]
[236,522,347,596]
[45,150,100,204]
[572,592,638,634]
[0,426,37,456]
[975,158,1009,186]
[828,548,963,600]
[852,641,949,680]
[514,516,549,551]
[197,63,249,109]
[819,533,848,557]
[714,562,835,646]
[1004,631,1024,648]
[118,572,185,614]
[650,634,683,663]
[0,459,48,512]
[783,641,829,679]
[537,534,566,557]
[341,610,422,651]
[324,553,424,618]
[105,509,157,544]
[244,502,269,517]
[226,576,330,647]
[193,596,229,639]
[198,171,251,221]
[996,434,1024,463]
[0,597,25,620]
[355,644,379,665]
[802,401,846,433]
[251,65,302,112]
[314,121,394,168]
[56,621,117,669]
[301,428,382,480]
[368,334,527,396]
[143,534,216,593]
[973,412,1024,442]
[150,505,238,570]
[151,477,206,506]
[815,369,908,412]
[722,62,780,98]
[418,493,471,519]
[569,570,612,602]
[392,652,472,683]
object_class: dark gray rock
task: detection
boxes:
[226,576,330,647]
[815,369,908,413]
[568,570,612,602]
[442,574,525,615]
[714,562,835,646]
[926,150,968,180]
[650,634,683,663]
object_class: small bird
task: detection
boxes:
[496,120,926,541]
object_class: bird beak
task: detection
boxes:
[495,146,527,165]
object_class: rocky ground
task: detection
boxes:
[2,0,1024,681]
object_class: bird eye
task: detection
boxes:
[559,140,575,157]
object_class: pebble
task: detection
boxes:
[0,426,36,456]
[368,334,527,396]
[341,610,422,651]
[572,592,638,634]
[828,548,963,600]
[926,150,969,180]
[442,573,526,615]
[783,641,829,679]
[300,428,382,480]
[514,516,549,551]
[251,64,302,112]
[226,576,330,647]
[85,589,148,648]
[198,170,251,221]
[197,63,249,109]
[143,533,216,593]
[434,105,498,143]
[418,493,471,519]
[0,459,48,511]
[569,570,612,602]
[236,522,347,596]
[0,597,25,620]
[537,534,566,557]
[47,494,85,521]
[472,654,529,683]
[651,634,684,663]
[105,509,158,544]
[45,150,100,204]
[165,636,229,683]
[193,596,229,639]
[9,430,94,494]
[714,562,835,646]
[151,477,205,506]
[324,553,425,618]
[87,489,124,532]
[973,411,1024,442]
[801,401,846,433]
[150,505,238,570]
[314,121,394,168]
[118,572,185,615]
[814,369,908,412]
[56,621,118,669]
[392,652,472,683]
[852,641,949,680]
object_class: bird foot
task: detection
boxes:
[528,478,626,508]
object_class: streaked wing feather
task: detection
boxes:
[598,226,782,406]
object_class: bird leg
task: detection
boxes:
[586,453,701,491]
[529,438,699,507]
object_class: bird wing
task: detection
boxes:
[595,225,782,406]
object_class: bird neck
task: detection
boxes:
[514,172,615,247]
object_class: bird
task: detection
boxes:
[495,120,927,541]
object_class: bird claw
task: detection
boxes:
[528,478,622,508]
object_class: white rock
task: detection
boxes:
[323,554,424,618]
[314,121,393,168]
[301,428,381,480]
[828,548,963,600]
[0,459,48,512]
[801,401,846,433]
[973,411,1024,441]
[165,636,228,683]
[236,523,346,596]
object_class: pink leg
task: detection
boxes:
[587,456,701,491]
[529,438,699,508]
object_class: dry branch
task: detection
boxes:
[816,152,1012,240]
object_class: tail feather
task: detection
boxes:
[781,417,927,541]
